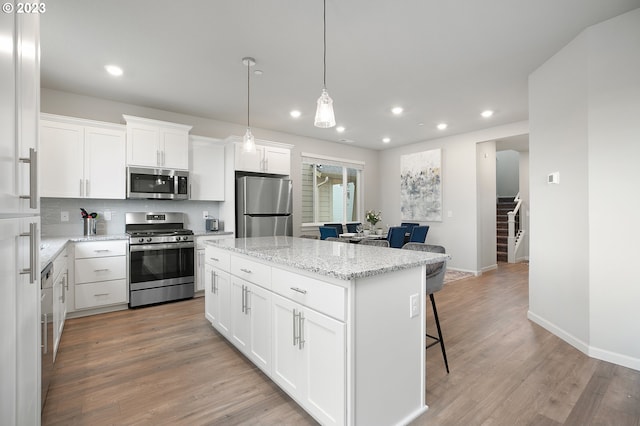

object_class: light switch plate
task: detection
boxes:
[409,294,419,318]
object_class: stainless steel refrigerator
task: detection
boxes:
[236,176,293,238]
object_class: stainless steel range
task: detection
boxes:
[126,212,195,307]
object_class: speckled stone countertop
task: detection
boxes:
[206,236,450,280]
[40,234,129,271]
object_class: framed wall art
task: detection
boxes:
[400,148,442,221]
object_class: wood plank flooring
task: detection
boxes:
[42,263,640,425]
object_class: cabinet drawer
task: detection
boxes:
[75,279,127,309]
[205,246,231,271]
[231,256,271,289]
[271,269,346,321]
[75,256,126,283]
[75,240,127,259]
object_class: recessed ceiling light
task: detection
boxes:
[336,126,345,133]
[481,110,494,118]
[290,110,301,118]
[391,107,403,115]
[104,64,123,77]
[418,123,425,126]
[437,123,448,130]
[382,137,391,144]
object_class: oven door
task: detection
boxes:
[129,241,195,290]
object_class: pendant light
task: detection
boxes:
[242,56,256,153]
[314,0,336,128]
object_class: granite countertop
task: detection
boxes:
[40,234,129,271]
[193,231,234,237]
[206,236,450,280]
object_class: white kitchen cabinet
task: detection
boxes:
[0,217,40,425]
[271,293,345,426]
[74,240,128,310]
[204,262,231,338]
[234,141,291,175]
[52,246,69,361]
[123,115,192,170]
[230,277,272,372]
[189,135,225,201]
[196,234,234,293]
[40,114,126,199]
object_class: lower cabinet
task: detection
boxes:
[271,293,346,426]
[74,240,128,311]
[52,246,69,361]
[204,244,346,426]
[230,277,271,372]
[204,262,231,338]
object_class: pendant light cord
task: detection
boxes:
[323,0,327,90]
[247,59,250,127]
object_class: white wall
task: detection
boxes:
[528,8,640,371]
[496,150,520,197]
[40,89,380,237]
[518,152,530,260]
[378,121,528,273]
[477,141,497,273]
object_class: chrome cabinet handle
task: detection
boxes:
[18,148,38,208]
[62,276,66,303]
[293,309,299,346]
[209,257,219,262]
[241,284,246,313]
[42,313,48,354]
[210,270,215,293]
[299,312,305,349]
[290,287,307,295]
[19,222,37,282]
[240,268,252,274]
[245,287,251,314]
[94,268,110,272]
[94,293,109,297]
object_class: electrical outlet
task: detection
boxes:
[202,211,209,219]
[104,211,112,221]
[409,294,419,318]
[60,211,69,222]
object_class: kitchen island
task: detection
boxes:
[204,236,448,426]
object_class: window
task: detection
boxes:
[301,153,364,226]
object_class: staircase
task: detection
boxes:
[496,197,518,262]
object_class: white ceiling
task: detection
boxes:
[40,0,639,150]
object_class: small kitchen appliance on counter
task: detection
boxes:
[205,217,219,231]
[126,212,194,307]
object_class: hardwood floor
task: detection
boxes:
[42,263,640,425]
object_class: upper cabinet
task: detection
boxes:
[40,114,126,199]
[189,135,225,201]
[233,139,292,175]
[123,115,192,170]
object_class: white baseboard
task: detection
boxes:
[481,264,498,274]
[445,267,480,276]
[527,310,590,354]
[528,311,640,372]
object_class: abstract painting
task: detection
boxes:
[400,148,442,221]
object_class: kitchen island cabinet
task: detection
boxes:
[205,236,449,426]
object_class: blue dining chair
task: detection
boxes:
[319,226,339,240]
[387,226,408,248]
[324,223,344,235]
[409,225,429,243]
[401,222,419,235]
[345,223,361,233]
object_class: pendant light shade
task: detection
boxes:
[314,0,336,128]
[242,56,256,153]
[315,89,335,128]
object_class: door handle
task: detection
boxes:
[18,148,38,208]
[299,312,305,350]
[292,309,299,347]
[19,222,37,282]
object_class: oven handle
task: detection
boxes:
[129,242,195,252]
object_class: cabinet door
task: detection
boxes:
[248,283,271,372]
[0,12,17,215]
[189,137,225,201]
[301,307,346,426]
[84,126,126,199]
[230,277,250,353]
[127,125,159,167]
[0,217,40,424]
[271,294,303,397]
[216,269,232,337]
[40,120,84,198]
[234,143,265,172]
[52,272,64,361]
[161,128,189,169]
[264,146,291,175]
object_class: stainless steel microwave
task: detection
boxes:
[127,167,189,200]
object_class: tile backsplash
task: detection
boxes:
[41,198,223,237]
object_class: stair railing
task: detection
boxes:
[507,193,523,263]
